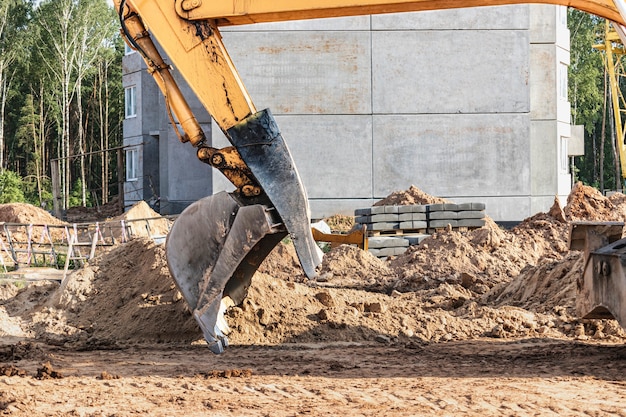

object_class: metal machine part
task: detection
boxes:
[166,192,288,353]
[569,221,626,328]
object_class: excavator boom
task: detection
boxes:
[114,0,626,353]
[174,0,625,27]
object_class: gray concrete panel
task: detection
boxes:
[220,31,372,114]
[529,4,557,44]
[122,51,144,74]
[372,114,531,197]
[210,115,373,199]
[160,125,213,205]
[309,198,377,220]
[372,30,530,114]
[221,15,371,32]
[372,5,529,30]
[530,120,558,195]
[530,44,557,120]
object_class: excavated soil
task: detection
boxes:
[1,182,626,416]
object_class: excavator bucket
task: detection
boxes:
[166,110,324,353]
[166,192,288,353]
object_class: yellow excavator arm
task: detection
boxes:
[113,0,626,353]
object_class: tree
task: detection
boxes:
[0,170,25,203]
[34,0,118,209]
[0,0,32,171]
[568,9,610,188]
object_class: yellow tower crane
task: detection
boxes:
[594,21,626,184]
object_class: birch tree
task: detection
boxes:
[35,0,116,209]
[0,0,31,171]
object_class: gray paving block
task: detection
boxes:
[399,221,412,229]
[399,213,413,222]
[456,210,485,219]
[384,205,400,214]
[399,220,428,229]
[378,246,408,257]
[371,206,386,214]
[405,234,430,245]
[367,222,399,231]
[428,211,458,220]
[444,203,459,211]
[354,207,371,216]
[426,203,445,212]
[368,248,381,257]
[471,202,486,210]
[399,212,427,221]
[355,215,371,224]
[457,219,486,227]
[429,219,458,228]
[371,213,399,222]
[398,204,427,213]
[368,236,409,248]
[455,203,473,211]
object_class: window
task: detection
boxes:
[126,148,138,181]
[558,63,568,101]
[124,41,135,55]
[560,136,569,173]
[125,86,137,118]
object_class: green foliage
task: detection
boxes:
[68,178,92,207]
[568,10,604,132]
[0,170,25,203]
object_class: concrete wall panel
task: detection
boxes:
[372,5,529,30]
[530,44,556,119]
[160,125,213,204]
[372,114,530,197]
[530,120,557,196]
[210,115,374,199]
[221,31,372,114]
[372,30,530,114]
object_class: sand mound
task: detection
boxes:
[2,183,626,349]
[564,181,623,221]
[374,185,448,206]
[107,201,171,239]
[31,238,200,346]
[0,203,65,226]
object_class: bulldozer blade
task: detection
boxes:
[227,109,323,278]
[166,191,286,353]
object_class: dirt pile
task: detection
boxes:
[374,184,448,206]
[0,237,199,345]
[65,197,123,223]
[0,203,66,226]
[1,182,626,349]
[107,201,171,239]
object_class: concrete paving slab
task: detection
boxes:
[368,236,409,248]
[428,211,458,220]
[457,219,486,227]
[397,205,427,213]
[456,210,486,219]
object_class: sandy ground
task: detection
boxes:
[1,183,626,416]
[1,339,625,416]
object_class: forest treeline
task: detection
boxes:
[0,0,122,210]
[0,4,622,212]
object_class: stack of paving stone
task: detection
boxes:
[354,202,486,258]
